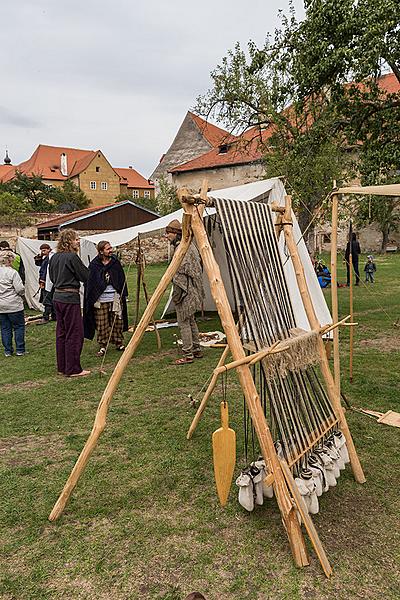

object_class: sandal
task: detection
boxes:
[193,351,203,359]
[96,347,106,357]
[116,345,125,351]
[175,356,194,365]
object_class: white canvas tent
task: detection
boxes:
[15,237,57,311]
[80,178,332,332]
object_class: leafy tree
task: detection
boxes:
[54,180,90,212]
[0,192,31,228]
[269,0,400,245]
[196,40,348,235]
[155,176,180,215]
[115,191,158,214]
[0,173,90,213]
[1,172,62,211]
[196,0,400,243]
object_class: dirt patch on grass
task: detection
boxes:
[2,380,47,393]
[359,333,400,352]
[0,434,70,468]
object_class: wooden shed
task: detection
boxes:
[37,200,159,240]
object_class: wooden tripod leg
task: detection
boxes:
[280,459,332,578]
[142,272,162,351]
[134,257,141,329]
[48,215,193,522]
[186,344,230,439]
[185,198,309,568]
[281,196,365,484]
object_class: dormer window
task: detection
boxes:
[218,144,229,154]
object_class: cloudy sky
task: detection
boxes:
[2,0,303,178]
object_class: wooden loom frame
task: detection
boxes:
[48,186,366,577]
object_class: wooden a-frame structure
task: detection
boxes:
[49,183,366,577]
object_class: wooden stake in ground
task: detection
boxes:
[134,235,161,350]
[330,192,341,397]
[48,214,194,522]
[187,344,230,439]
[349,226,354,383]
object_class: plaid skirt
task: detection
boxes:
[94,302,123,347]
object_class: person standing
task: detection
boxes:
[0,250,26,356]
[345,232,361,286]
[0,240,25,283]
[49,229,90,377]
[364,255,377,283]
[34,243,55,323]
[83,240,128,356]
[165,219,204,365]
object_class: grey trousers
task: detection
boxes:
[176,308,201,358]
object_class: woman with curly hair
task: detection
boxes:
[49,229,90,377]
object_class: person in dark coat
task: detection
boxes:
[49,229,90,377]
[83,240,128,356]
[345,232,361,286]
[34,243,55,322]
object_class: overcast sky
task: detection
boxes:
[2,0,304,178]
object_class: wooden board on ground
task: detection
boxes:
[359,408,400,428]
[377,410,400,428]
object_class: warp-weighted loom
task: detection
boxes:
[48,185,365,576]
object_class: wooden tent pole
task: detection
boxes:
[184,198,309,568]
[186,344,230,439]
[133,235,142,329]
[281,196,365,484]
[141,260,162,351]
[330,193,341,397]
[48,214,194,522]
[349,235,354,383]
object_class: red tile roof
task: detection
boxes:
[0,144,98,183]
[188,112,235,147]
[172,73,399,174]
[169,137,263,173]
[0,164,14,181]
[114,167,154,189]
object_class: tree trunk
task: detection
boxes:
[297,208,313,252]
[381,226,389,253]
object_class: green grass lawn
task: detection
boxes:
[0,254,399,599]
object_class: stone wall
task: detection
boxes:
[0,213,64,248]
[314,222,400,254]
[76,229,169,265]
[171,162,265,193]
[150,113,212,190]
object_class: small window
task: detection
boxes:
[101,182,108,190]
[96,166,100,172]
[323,233,331,244]
[144,190,150,199]
[218,144,229,154]
[132,190,139,198]
[90,181,96,190]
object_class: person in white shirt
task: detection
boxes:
[0,250,26,356]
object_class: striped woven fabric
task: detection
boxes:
[213,198,337,472]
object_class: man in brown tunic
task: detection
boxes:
[166,219,204,365]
